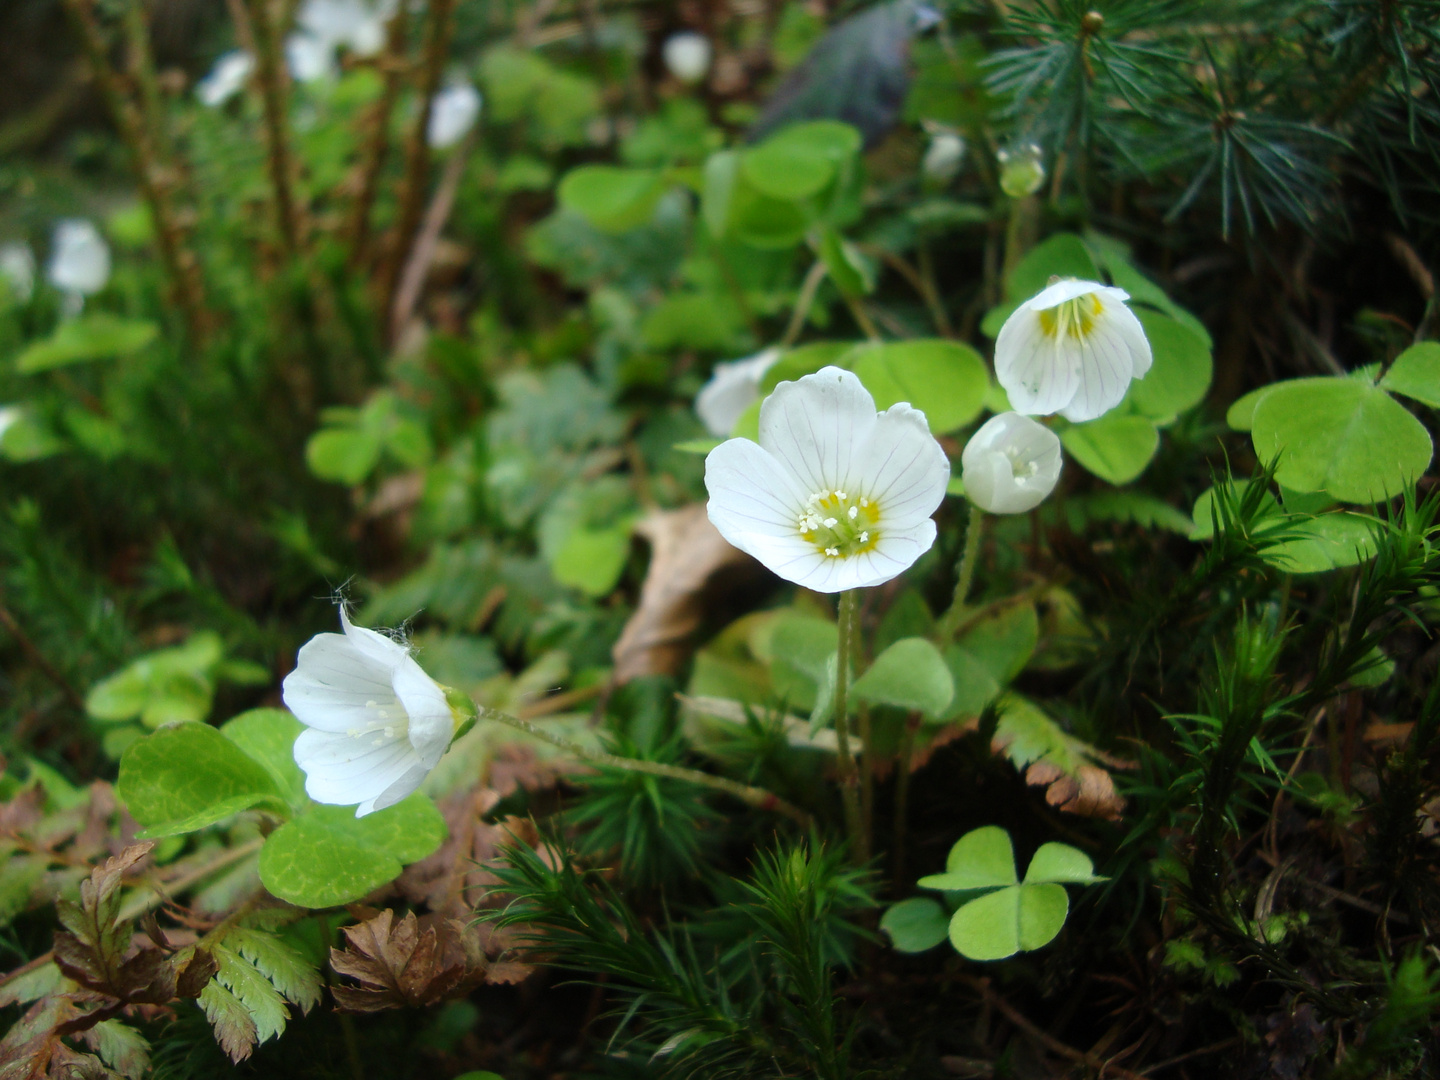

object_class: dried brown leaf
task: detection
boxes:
[329,910,487,1012]
[612,504,754,683]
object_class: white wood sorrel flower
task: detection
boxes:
[994,278,1152,423]
[961,411,1062,514]
[705,366,949,592]
[283,608,471,816]
[695,347,781,436]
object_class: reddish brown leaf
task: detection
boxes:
[329,909,488,1012]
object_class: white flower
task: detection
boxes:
[0,243,35,302]
[695,347,781,437]
[922,132,965,184]
[705,366,950,592]
[47,220,110,299]
[196,51,254,106]
[993,278,1152,423]
[427,82,482,149]
[283,608,461,817]
[286,33,337,82]
[0,405,22,442]
[297,0,394,57]
[961,412,1062,514]
[663,32,712,84]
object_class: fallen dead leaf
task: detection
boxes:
[612,504,755,683]
[329,909,488,1012]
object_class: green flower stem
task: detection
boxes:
[892,712,921,893]
[1000,194,1037,287]
[832,590,867,863]
[938,502,985,642]
[477,707,813,828]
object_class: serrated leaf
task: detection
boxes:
[258,795,447,908]
[991,697,1126,819]
[225,927,322,1014]
[329,909,487,1011]
[214,944,288,1045]
[81,1020,150,1080]
[118,722,284,838]
[880,897,950,953]
[199,979,258,1063]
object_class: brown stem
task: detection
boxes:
[346,4,412,266]
[61,0,209,342]
[245,0,307,257]
[390,126,476,335]
[379,0,458,342]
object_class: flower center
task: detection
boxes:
[797,489,881,559]
[1005,447,1040,481]
[1037,293,1103,340]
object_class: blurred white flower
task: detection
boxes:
[283,608,462,817]
[695,347,781,437]
[427,82,482,149]
[297,0,393,55]
[0,243,36,302]
[994,278,1152,423]
[961,412,1062,514]
[196,51,254,106]
[0,405,22,442]
[47,220,110,301]
[286,33,337,82]
[663,32,712,84]
[922,132,965,184]
[705,366,950,593]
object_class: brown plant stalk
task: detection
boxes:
[243,0,308,258]
[345,4,413,267]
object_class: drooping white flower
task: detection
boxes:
[695,347,781,437]
[993,278,1152,423]
[0,243,36,302]
[663,32,712,84]
[47,220,110,299]
[196,51,255,106]
[705,366,950,592]
[286,33,336,82]
[427,82,482,149]
[296,0,393,56]
[283,608,463,817]
[922,132,965,184]
[961,412,1062,514]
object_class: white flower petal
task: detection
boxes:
[695,348,781,436]
[1062,309,1135,422]
[427,83,481,148]
[47,220,110,297]
[994,305,1078,417]
[391,657,453,767]
[663,33,712,83]
[196,51,254,107]
[362,762,431,815]
[286,33,335,81]
[960,412,1062,513]
[340,605,409,666]
[1021,278,1121,311]
[758,366,875,497]
[706,436,812,539]
[853,403,950,531]
[282,634,398,732]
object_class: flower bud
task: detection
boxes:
[961,412,1062,514]
[923,132,966,185]
[663,32,712,84]
[997,142,1045,198]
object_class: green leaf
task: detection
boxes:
[641,292,746,351]
[957,603,1038,686]
[550,523,632,596]
[87,1019,150,1079]
[199,979,258,1063]
[880,897,950,953]
[306,428,382,485]
[558,166,668,233]
[1016,882,1069,950]
[1226,386,1270,431]
[224,926,322,1014]
[852,637,954,717]
[1250,377,1433,503]
[918,825,1017,891]
[817,228,873,296]
[117,722,284,838]
[1006,233,1099,304]
[760,341,853,392]
[1259,512,1378,573]
[947,885,1021,960]
[990,696,1124,818]
[1129,310,1212,419]
[257,795,447,908]
[214,944,288,1044]
[741,120,861,201]
[1380,342,1440,408]
[848,339,989,434]
[221,709,307,810]
[0,408,64,461]
[1024,842,1101,884]
[767,613,838,712]
[14,313,159,373]
[1060,414,1159,485]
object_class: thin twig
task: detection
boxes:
[346,4,412,266]
[864,245,953,337]
[390,126,477,336]
[245,0,307,257]
[479,707,812,828]
[782,260,828,347]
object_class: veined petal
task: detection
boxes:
[391,657,453,767]
[361,763,431,816]
[295,728,418,805]
[706,437,811,540]
[283,634,399,732]
[696,348,780,436]
[994,307,1079,417]
[1022,278,1123,311]
[854,403,950,531]
[1062,305,1145,422]
[758,366,876,496]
